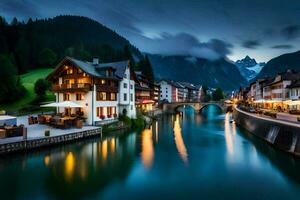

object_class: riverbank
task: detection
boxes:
[233,106,300,157]
[0,126,102,155]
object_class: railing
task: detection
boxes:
[52,83,92,92]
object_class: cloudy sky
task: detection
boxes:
[1,0,300,62]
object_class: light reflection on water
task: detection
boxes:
[224,112,234,158]
[0,105,300,199]
[141,127,154,169]
[173,114,188,165]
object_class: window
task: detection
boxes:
[131,105,133,110]
[166,95,168,97]
[101,79,106,85]
[110,93,116,101]
[96,92,107,101]
[78,68,83,74]
[64,93,70,101]
[130,93,133,101]
[130,84,133,89]
[66,68,73,74]
[124,93,127,101]
[107,107,112,117]
[76,93,84,101]
[97,107,104,117]
[124,83,128,88]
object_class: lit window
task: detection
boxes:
[76,93,84,101]
[64,93,70,101]
[101,79,106,84]
[97,92,107,101]
[110,93,116,101]
[66,68,73,74]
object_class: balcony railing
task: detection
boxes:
[52,83,92,92]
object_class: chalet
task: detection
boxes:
[47,57,136,125]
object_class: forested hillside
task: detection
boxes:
[0,15,154,105]
[0,15,144,73]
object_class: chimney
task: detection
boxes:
[92,58,99,65]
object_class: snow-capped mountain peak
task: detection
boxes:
[235,55,265,81]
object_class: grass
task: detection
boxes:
[0,68,55,114]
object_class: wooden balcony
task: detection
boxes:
[96,84,118,93]
[52,83,92,93]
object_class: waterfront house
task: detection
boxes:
[158,80,179,103]
[287,80,300,110]
[47,57,136,125]
[178,82,199,102]
[174,82,188,102]
[261,70,300,109]
[134,71,155,111]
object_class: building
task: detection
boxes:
[134,71,155,111]
[261,70,300,109]
[47,57,136,125]
[178,82,199,102]
[158,80,178,103]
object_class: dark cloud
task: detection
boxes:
[0,0,40,19]
[1,0,300,61]
[141,32,233,60]
[281,25,299,40]
[271,44,294,49]
[242,40,261,49]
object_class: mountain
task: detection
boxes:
[0,15,143,73]
[235,55,265,81]
[254,50,300,80]
[148,54,247,91]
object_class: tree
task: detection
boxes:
[201,85,211,102]
[0,54,26,103]
[137,56,155,82]
[123,45,135,66]
[38,48,57,68]
[34,78,51,97]
[212,87,224,101]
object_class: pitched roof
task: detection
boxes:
[47,57,129,81]
[97,60,130,79]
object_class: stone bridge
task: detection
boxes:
[162,101,228,113]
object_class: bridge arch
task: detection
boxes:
[174,104,200,112]
[162,102,226,113]
[198,103,223,113]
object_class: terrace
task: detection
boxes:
[0,114,99,145]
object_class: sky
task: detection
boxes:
[1,0,300,62]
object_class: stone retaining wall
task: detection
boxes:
[233,107,300,156]
[0,128,102,155]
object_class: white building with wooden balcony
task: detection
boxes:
[47,57,136,125]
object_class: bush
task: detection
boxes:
[0,54,27,103]
[132,117,145,128]
[119,114,132,127]
[44,129,50,137]
[34,78,51,97]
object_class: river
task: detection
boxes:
[1,105,300,200]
